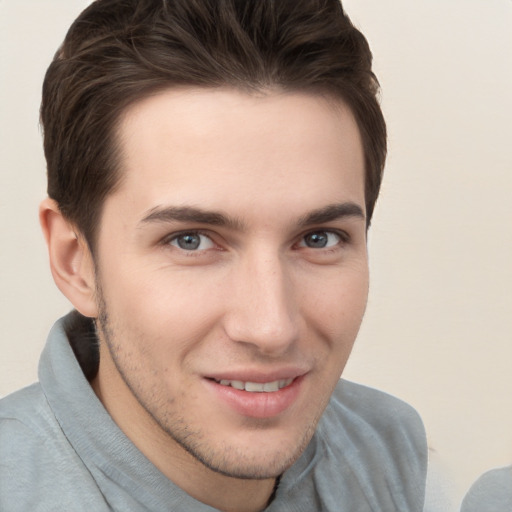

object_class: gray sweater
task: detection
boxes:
[0,315,427,511]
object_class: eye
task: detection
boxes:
[168,232,215,251]
[299,230,342,249]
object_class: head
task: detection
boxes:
[40,0,386,504]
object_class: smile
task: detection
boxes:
[214,378,294,393]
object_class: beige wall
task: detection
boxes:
[1,0,511,505]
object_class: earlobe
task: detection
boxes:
[39,198,98,318]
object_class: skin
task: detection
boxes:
[43,88,369,512]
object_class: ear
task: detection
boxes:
[39,198,98,318]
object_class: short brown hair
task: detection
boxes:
[41,0,386,251]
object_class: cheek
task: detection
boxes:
[104,260,197,313]
[301,263,369,333]
[100,267,226,354]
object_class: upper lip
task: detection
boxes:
[205,367,309,383]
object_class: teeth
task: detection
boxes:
[230,380,245,390]
[216,378,293,392]
[263,381,279,392]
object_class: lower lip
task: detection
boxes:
[204,376,304,419]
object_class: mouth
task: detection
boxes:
[211,377,295,393]
[204,373,304,418]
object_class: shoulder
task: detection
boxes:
[0,384,108,511]
[1,383,53,430]
[321,379,427,469]
[461,466,512,512]
[315,380,427,510]
[324,379,425,439]
[0,383,68,453]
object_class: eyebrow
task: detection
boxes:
[140,206,245,230]
[139,202,365,230]
[298,202,365,227]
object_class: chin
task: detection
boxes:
[173,423,315,480]
[197,449,299,480]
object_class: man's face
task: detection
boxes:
[92,88,368,479]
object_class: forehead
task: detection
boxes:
[111,87,365,223]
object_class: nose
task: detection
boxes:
[223,251,300,356]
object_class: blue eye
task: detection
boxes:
[169,232,215,251]
[300,231,341,249]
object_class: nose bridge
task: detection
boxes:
[225,246,299,354]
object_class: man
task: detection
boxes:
[0,0,427,510]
